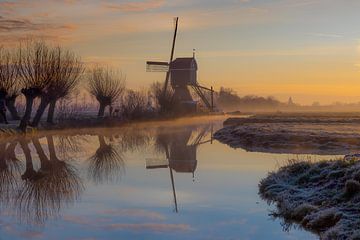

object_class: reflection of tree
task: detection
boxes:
[87,135,125,184]
[0,141,22,208]
[154,128,171,155]
[57,135,86,159]
[117,128,151,152]
[5,142,22,168]
[16,137,83,224]
[20,139,40,181]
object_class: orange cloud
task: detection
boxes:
[0,16,76,32]
[0,14,78,46]
[0,1,35,15]
[104,0,165,12]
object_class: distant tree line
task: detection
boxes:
[216,87,360,112]
[216,87,285,111]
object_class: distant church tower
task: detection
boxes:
[288,97,295,106]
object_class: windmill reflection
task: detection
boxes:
[16,136,83,224]
[87,134,125,184]
[147,124,213,212]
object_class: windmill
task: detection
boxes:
[146,17,215,112]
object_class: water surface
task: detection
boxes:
[0,117,323,239]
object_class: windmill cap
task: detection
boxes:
[170,58,197,70]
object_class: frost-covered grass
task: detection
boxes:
[215,115,360,155]
[259,158,360,240]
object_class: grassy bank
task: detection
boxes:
[214,114,360,155]
[259,158,360,240]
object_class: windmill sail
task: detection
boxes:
[145,157,168,169]
[146,61,169,72]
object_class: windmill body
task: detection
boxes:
[170,57,197,111]
[170,57,197,86]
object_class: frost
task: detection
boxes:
[292,204,318,221]
[344,180,360,197]
[259,158,360,239]
[215,116,360,155]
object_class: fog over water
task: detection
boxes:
[0,116,332,239]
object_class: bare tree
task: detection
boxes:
[88,66,125,118]
[0,47,20,120]
[17,41,56,131]
[120,89,149,119]
[31,47,83,126]
[150,81,177,113]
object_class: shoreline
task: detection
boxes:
[259,158,360,239]
[214,114,360,155]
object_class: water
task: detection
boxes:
[0,116,323,239]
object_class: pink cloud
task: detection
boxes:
[105,223,193,232]
[99,209,166,220]
[18,231,44,239]
[2,222,44,239]
[62,215,192,234]
[63,215,109,226]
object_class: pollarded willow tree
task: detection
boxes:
[17,41,57,131]
[31,46,84,126]
[0,47,21,120]
[88,66,125,117]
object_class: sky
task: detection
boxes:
[0,0,360,104]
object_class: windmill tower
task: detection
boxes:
[146,17,215,113]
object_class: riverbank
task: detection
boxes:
[214,113,360,155]
[259,157,360,240]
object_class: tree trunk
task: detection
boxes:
[31,96,50,127]
[98,135,106,148]
[5,142,18,161]
[5,96,20,120]
[47,135,61,162]
[0,143,7,170]
[32,138,51,171]
[19,139,37,180]
[19,95,34,132]
[47,100,56,124]
[0,96,5,123]
[97,102,106,118]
